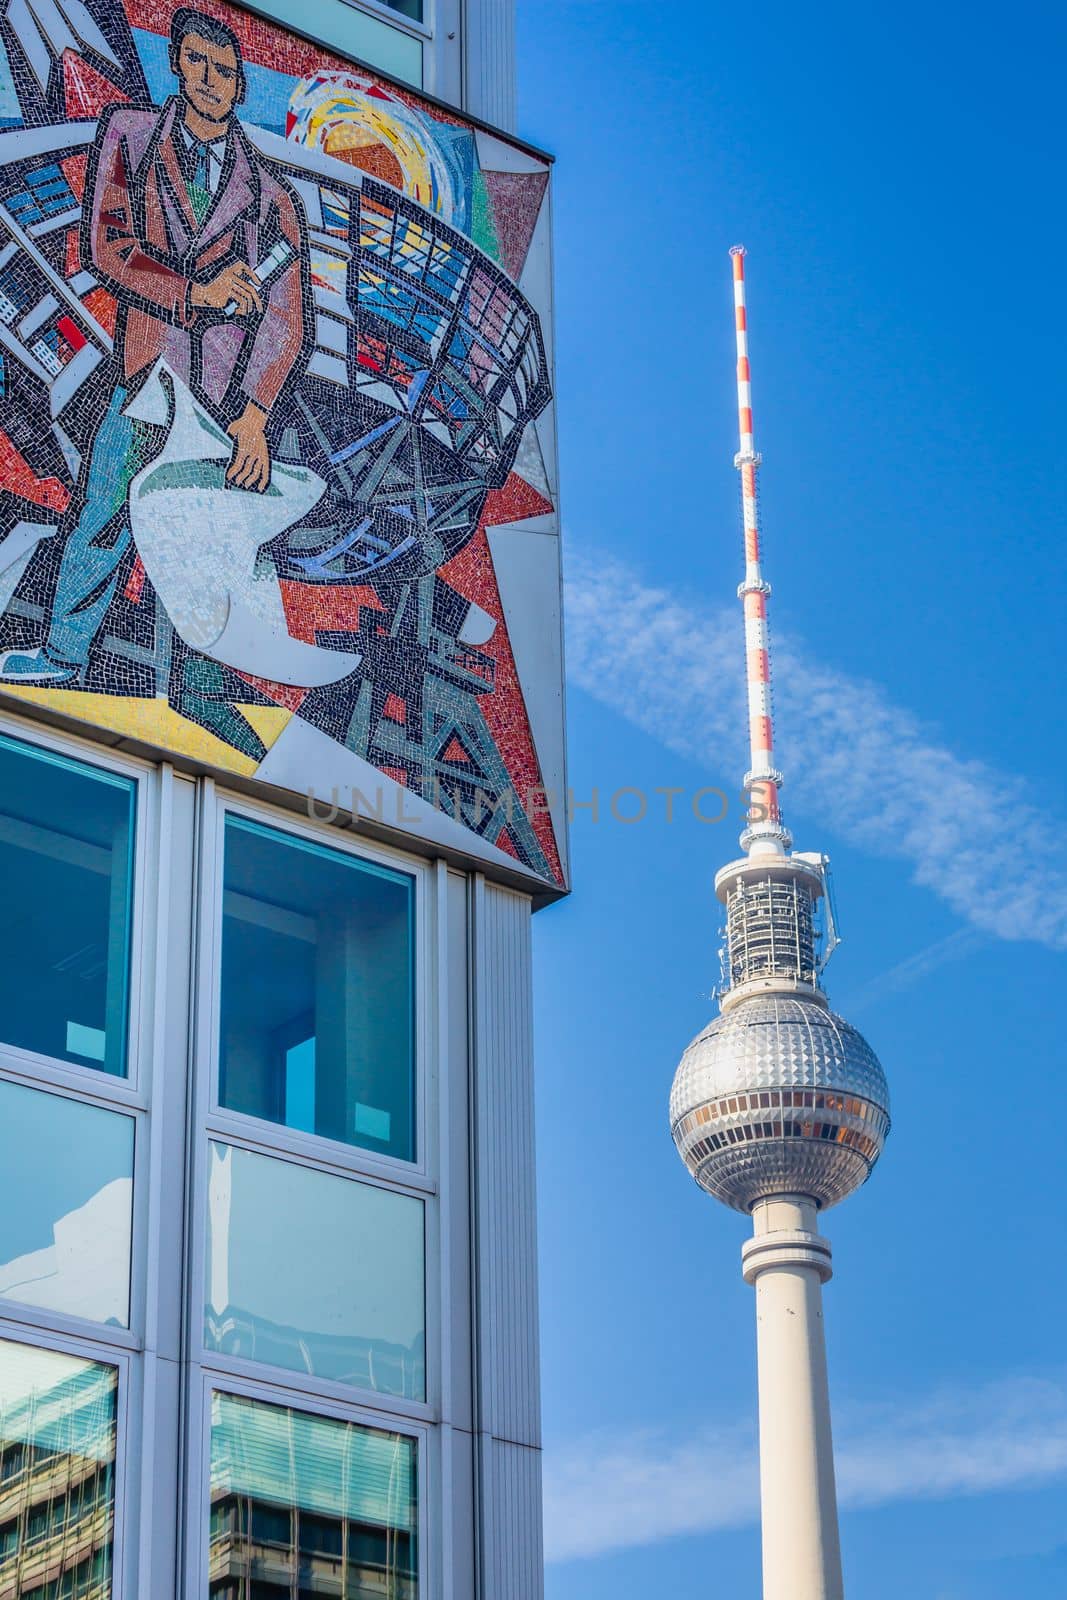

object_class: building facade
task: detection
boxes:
[0,2,563,1595]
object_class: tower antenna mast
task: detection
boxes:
[730,244,788,856]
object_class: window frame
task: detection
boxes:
[0,709,153,1099]
[0,1066,141,1356]
[237,0,430,91]
[192,1127,434,1425]
[197,786,434,1190]
[343,0,434,44]
[235,0,464,102]
[0,1316,135,1600]
[187,1367,430,1600]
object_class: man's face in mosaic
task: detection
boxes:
[177,31,240,129]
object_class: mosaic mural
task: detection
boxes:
[0,0,565,884]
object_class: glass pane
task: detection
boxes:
[0,1079,134,1327]
[205,1143,424,1399]
[219,818,416,1163]
[209,1391,417,1599]
[251,0,423,85]
[0,1338,117,1597]
[0,734,135,1077]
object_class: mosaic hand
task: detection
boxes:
[192,261,263,318]
[226,402,271,493]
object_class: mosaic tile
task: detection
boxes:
[0,0,563,884]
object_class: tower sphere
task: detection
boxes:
[670,995,890,1212]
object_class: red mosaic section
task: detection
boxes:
[482,171,549,282]
[440,526,562,884]
[493,827,521,860]
[279,580,385,641]
[82,288,118,338]
[124,556,146,603]
[0,432,70,514]
[63,50,128,118]
[60,155,88,203]
[481,470,554,529]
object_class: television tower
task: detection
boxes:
[669,248,890,1600]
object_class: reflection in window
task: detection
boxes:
[0,1339,117,1598]
[0,1080,134,1327]
[205,1143,425,1399]
[209,1391,417,1599]
[219,818,416,1162]
[245,0,423,85]
[0,734,135,1077]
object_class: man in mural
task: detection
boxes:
[0,6,311,686]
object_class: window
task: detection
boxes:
[246,0,424,86]
[0,1339,118,1597]
[0,1079,134,1328]
[204,1143,425,1399]
[0,733,135,1077]
[208,1391,417,1599]
[218,816,417,1163]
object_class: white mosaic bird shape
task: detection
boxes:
[124,362,361,688]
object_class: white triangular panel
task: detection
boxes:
[475,128,547,175]
[492,511,556,537]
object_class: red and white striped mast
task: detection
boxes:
[730,244,790,858]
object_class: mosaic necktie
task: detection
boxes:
[187,140,212,225]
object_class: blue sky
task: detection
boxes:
[514,1,1067,1595]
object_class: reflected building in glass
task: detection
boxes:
[0,1341,117,1600]
[0,0,563,1595]
[208,1394,418,1600]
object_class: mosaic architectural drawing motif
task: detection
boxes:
[0,0,564,884]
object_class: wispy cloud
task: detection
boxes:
[564,551,1067,950]
[544,1374,1067,1563]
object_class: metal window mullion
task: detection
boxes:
[134,766,198,1600]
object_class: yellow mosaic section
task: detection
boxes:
[0,687,290,777]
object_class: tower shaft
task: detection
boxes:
[743,1197,844,1600]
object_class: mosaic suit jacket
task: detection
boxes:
[84,97,311,420]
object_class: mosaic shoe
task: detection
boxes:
[0,648,77,685]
